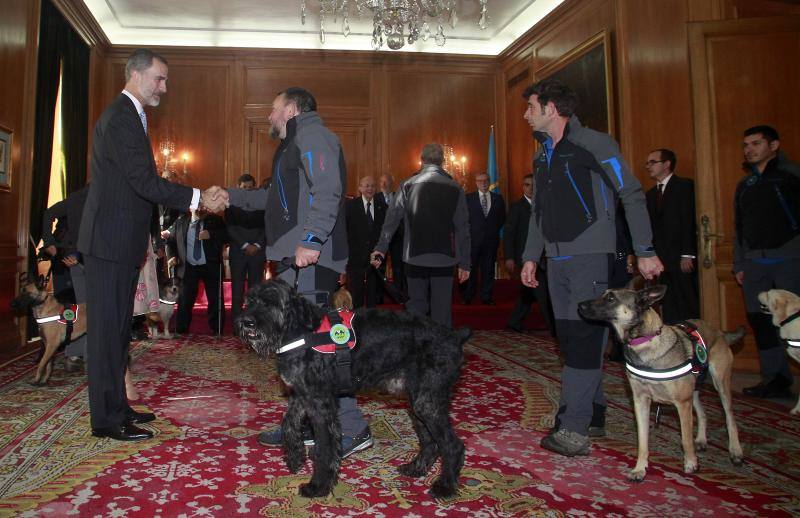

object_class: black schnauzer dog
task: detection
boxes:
[236,279,471,499]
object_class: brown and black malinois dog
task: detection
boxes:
[10,273,87,385]
[758,288,800,414]
[578,284,744,481]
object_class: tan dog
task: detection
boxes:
[10,273,87,385]
[758,289,800,414]
[330,286,354,311]
[578,285,744,481]
[147,278,180,339]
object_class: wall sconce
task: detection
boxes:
[181,152,189,175]
[443,145,467,189]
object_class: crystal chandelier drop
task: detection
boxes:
[300,0,490,51]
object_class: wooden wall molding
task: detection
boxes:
[50,0,110,48]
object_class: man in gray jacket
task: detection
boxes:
[519,79,663,456]
[209,87,371,457]
[371,143,470,327]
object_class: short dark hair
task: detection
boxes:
[125,49,168,82]
[238,173,256,185]
[280,87,317,113]
[523,174,533,181]
[522,79,578,118]
[421,143,444,167]
[744,125,779,143]
[653,148,677,172]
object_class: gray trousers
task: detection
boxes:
[406,274,454,328]
[547,254,609,435]
[741,257,800,383]
[277,265,367,437]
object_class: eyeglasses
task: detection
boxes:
[645,160,665,167]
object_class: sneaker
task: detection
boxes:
[257,426,315,447]
[540,429,589,457]
[341,427,374,459]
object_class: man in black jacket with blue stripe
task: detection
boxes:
[519,79,663,456]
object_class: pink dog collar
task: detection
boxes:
[628,330,661,347]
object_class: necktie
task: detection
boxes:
[657,183,664,211]
[366,200,374,226]
[481,192,489,217]
[139,111,147,135]
[192,221,202,261]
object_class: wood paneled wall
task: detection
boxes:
[93,49,498,198]
[0,0,39,353]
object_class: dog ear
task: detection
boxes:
[637,285,667,309]
[625,274,647,291]
[285,290,322,333]
[767,290,789,319]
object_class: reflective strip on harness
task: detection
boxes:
[36,315,61,324]
[36,305,79,325]
[159,299,177,305]
[787,339,800,348]
[626,360,694,381]
[277,338,307,354]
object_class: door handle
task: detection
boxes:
[700,215,722,269]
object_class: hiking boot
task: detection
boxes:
[341,427,373,459]
[257,426,315,447]
[540,429,590,457]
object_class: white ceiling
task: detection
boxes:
[82,0,564,55]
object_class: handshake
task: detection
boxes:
[199,186,229,213]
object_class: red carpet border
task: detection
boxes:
[1,331,799,516]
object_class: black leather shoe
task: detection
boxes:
[126,410,156,424]
[92,423,154,441]
[743,379,793,399]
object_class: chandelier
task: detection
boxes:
[300,0,490,50]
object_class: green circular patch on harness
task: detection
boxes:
[695,343,708,365]
[61,308,76,322]
[329,323,351,345]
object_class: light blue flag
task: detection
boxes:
[487,126,499,193]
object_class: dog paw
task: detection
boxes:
[298,481,331,498]
[791,407,800,416]
[627,469,646,482]
[730,454,744,466]
[398,462,427,478]
[683,460,699,474]
[428,478,458,499]
[694,440,708,452]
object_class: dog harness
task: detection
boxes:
[159,298,177,305]
[779,310,800,348]
[625,321,709,381]
[35,304,78,346]
[277,309,358,395]
[36,305,79,325]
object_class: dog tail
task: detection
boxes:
[724,326,746,346]
[456,327,472,346]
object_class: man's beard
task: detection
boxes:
[269,125,280,140]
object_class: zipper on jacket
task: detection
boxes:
[275,154,290,221]
[564,162,593,223]
[774,184,799,230]
[599,179,610,219]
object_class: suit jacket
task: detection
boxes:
[225,205,266,251]
[645,175,697,272]
[346,196,386,269]
[167,214,227,278]
[78,94,194,266]
[503,196,532,266]
[42,185,89,257]
[466,191,506,248]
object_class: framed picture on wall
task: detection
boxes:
[0,126,11,191]
[535,30,615,136]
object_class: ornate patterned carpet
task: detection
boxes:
[1,331,799,517]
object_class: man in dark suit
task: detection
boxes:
[377,173,405,302]
[346,176,386,308]
[645,148,699,323]
[164,210,227,335]
[225,173,265,327]
[463,172,506,305]
[78,49,207,442]
[504,174,553,334]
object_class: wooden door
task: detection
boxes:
[689,16,800,371]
